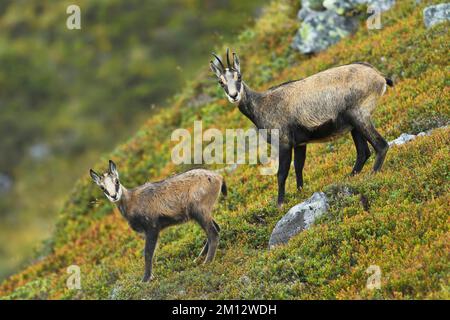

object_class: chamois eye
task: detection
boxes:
[115,180,119,186]
[100,186,105,191]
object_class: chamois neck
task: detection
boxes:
[237,82,263,128]
[116,185,130,219]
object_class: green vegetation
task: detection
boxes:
[0,0,449,299]
[0,0,266,279]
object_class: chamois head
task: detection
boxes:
[90,160,122,202]
[210,48,242,104]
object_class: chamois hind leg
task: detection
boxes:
[193,219,220,262]
[203,219,219,263]
[348,114,388,172]
[350,129,371,175]
[192,210,220,264]
[293,145,307,191]
[193,240,208,263]
[277,145,293,208]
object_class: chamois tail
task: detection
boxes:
[351,62,394,88]
[385,77,394,87]
[221,179,228,197]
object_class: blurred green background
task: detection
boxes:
[0,0,265,280]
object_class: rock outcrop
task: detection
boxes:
[269,192,329,248]
[292,0,396,54]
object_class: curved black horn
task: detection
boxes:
[226,48,231,68]
[212,53,225,70]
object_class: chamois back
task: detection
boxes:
[127,169,223,220]
[260,63,388,130]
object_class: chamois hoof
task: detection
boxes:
[203,256,216,264]
[142,274,154,282]
[193,257,202,264]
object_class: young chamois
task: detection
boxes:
[90,160,225,282]
[210,49,392,207]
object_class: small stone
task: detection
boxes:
[240,275,251,285]
[388,125,448,146]
[0,173,12,195]
[388,133,417,146]
[29,143,50,161]
[110,286,121,299]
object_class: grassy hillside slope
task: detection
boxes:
[1,0,449,299]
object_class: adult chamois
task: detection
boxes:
[210,49,392,207]
[90,160,226,282]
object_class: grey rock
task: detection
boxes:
[29,143,50,161]
[423,3,450,28]
[366,0,396,11]
[323,0,395,15]
[240,275,251,285]
[269,192,329,248]
[293,9,358,54]
[417,131,427,137]
[388,125,448,146]
[0,173,12,195]
[109,286,121,300]
[293,0,396,54]
[303,0,327,11]
[388,133,417,146]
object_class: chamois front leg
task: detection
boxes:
[277,145,293,208]
[142,230,159,282]
[293,145,306,191]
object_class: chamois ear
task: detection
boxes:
[210,61,222,78]
[109,160,119,178]
[89,169,101,184]
[233,52,240,73]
